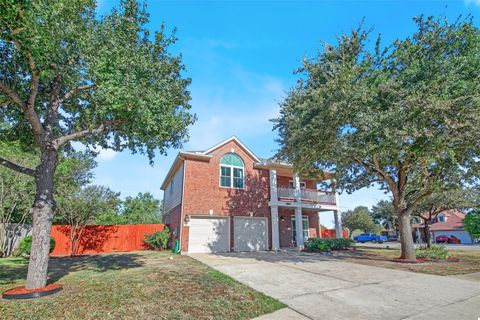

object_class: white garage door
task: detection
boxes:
[234,217,268,252]
[188,217,229,253]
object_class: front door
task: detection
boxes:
[292,215,309,243]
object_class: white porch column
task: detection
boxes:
[270,169,280,251]
[293,173,301,202]
[334,210,342,238]
[293,173,304,249]
[295,206,304,249]
[269,169,278,202]
[318,212,322,238]
[334,191,342,238]
[271,205,280,251]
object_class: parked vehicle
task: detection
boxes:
[353,233,388,243]
[435,235,448,243]
[387,234,398,242]
[447,235,461,244]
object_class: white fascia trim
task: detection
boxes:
[202,136,261,162]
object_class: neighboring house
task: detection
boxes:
[412,209,474,244]
[160,136,342,253]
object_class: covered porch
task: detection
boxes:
[276,207,341,248]
[270,205,343,250]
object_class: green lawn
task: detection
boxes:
[333,247,480,276]
[0,251,284,320]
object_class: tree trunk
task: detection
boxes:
[25,149,58,289]
[424,223,432,249]
[397,212,416,260]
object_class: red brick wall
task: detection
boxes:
[277,176,318,190]
[181,140,271,251]
[278,208,320,247]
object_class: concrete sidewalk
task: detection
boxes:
[191,251,480,320]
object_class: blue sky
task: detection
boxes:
[93,0,479,226]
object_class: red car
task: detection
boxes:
[447,235,461,244]
[435,235,461,244]
[435,235,448,243]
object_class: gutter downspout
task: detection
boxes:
[178,157,186,253]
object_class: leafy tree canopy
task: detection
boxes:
[274,16,480,205]
[0,0,194,161]
[121,192,162,224]
[0,0,194,288]
[55,185,121,226]
[371,200,397,230]
[274,15,480,259]
[342,206,377,235]
[464,209,480,239]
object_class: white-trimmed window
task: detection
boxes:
[220,153,244,188]
[438,214,446,223]
[169,180,174,196]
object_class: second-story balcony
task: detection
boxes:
[277,186,336,205]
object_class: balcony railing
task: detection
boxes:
[277,187,336,204]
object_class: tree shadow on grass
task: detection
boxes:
[0,253,145,286]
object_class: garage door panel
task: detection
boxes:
[188,218,229,253]
[234,217,268,252]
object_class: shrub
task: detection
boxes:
[14,235,56,257]
[144,226,170,250]
[416,245,451,260]
[305,237,355,252]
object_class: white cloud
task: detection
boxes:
[185,70,285,151]
[71,141,118,162]
[465,0,480,6]
[96,148,118,161]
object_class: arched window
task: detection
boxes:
[220,153,244,188]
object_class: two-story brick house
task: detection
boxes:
[161,136,342,253]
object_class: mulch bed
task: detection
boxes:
[2,284,63,300]
[392,258,425,264]
[426,257,460,263]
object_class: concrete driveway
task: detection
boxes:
[191,251,480,320]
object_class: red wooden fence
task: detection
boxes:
[50,224,164,256]
[321,228,348,238]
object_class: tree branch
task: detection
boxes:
[57,85,94,105]
[0,82,25,108]
[0,157,36,177]
[27,54,39,108]
[54,120,122,146]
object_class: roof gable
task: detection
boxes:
[201,136,260,162]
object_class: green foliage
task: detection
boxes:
[15,235,55,257]
[413,189,479,220]
[55,185,121,226]
[0,141,36,225]
[0,0,195,157]
[122,193,162,224]
[94,192,163,225]
[342,206,377,235]
[144,227,170,250]
[274,16,480,197]
[305,238,355,252]
[416,245,451,260]
[371,200,397,230]
[273,15,480,259]
[464,210,480,239]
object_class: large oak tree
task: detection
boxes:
[0,0,194,288]
[274,16,480,260]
